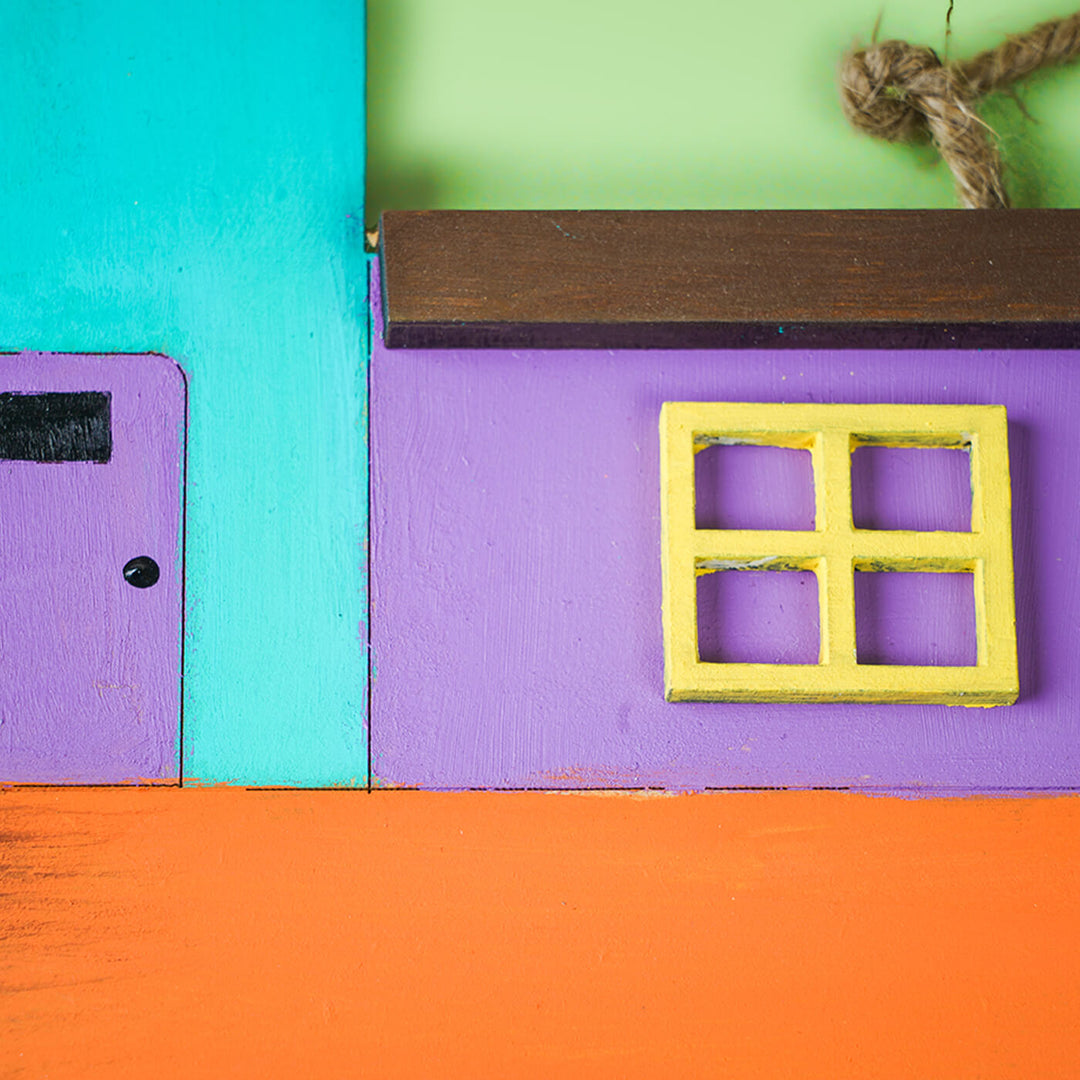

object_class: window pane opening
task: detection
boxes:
[694,443,815,531]
[851,445,971,532]
[697,569,819,665]
[855,570,977,666]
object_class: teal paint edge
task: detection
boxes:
[0,0,369,785]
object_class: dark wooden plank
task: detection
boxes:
[378,210,1080,349]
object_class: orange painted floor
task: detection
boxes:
[2,788,1078,1078]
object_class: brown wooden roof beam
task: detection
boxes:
[378,209,1080,349]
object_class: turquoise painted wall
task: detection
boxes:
[368,0,1080,219]
[0,0,368,785]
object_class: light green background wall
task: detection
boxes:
[368,0,1080,219]
[1,0,368,785]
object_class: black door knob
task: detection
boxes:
[123,556,160,588]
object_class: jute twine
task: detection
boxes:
[840,12,1080,207]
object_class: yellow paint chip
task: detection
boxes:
[659,402,1018,706]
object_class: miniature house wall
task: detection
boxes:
[3,0,1080,792]
[0,0,368,786]
[370,210,1080,793]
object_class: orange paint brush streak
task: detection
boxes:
[2,788,1079,1078]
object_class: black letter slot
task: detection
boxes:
[0,391,112,462]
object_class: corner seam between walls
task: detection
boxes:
[366,254,374,794]
[179,360,191,787]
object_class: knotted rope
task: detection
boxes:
[840,13,1080,207]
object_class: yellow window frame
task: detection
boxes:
[659,402,1018,707]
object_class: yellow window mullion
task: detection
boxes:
[852,530,979,569]
[816,428,857,669]
[693,530,822,569]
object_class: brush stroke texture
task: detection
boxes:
[370,267,1077,791]
[2,787,1078,1078]
[0,0,369,784]
[0,354,183,782]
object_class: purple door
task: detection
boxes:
[0,353,186,783]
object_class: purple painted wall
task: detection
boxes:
[0,353,185,783]
[370,268,1077,793]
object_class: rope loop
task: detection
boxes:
[841,13,1080,208]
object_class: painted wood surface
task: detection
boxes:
[659,402,1017,706]
[367,0,1080,217]
[0,0,368,785]
[370,264,1078,792]
[379,210,1080,349]
[0,354,185,782]
[3,787,1078,1078]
